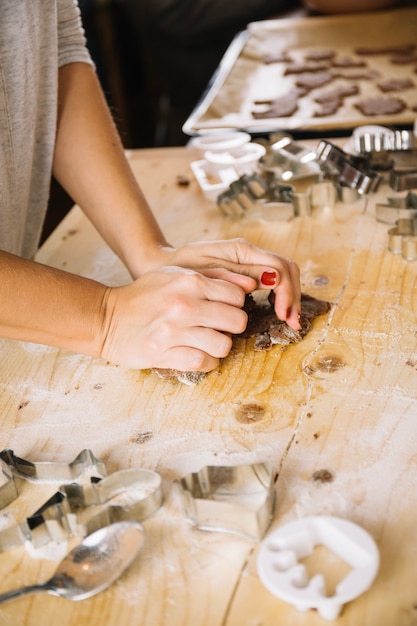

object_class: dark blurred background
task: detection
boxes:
[43,0,416,241]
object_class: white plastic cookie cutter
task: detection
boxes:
[257,516,379,621]
[189,131,266,200]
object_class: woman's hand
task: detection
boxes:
[141,238,301,331]
[100,266,248,371]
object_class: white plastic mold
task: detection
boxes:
[189,131,266,200]
[257,516,379,621]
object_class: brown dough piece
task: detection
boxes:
[263,51,292,64]
[313,83,359,116]
[313,99,343,117]
[334,69,380,80]
[377,78,415,92]
[315,84,359,103]
[239,292,331,351]
[153,292,332,383]
[295,71,335,91]
[355,44,416,56]
[390,53,417,64]
[305,50,336,62]
[152,368,207,385]
[252,90,303,118]
[331,57,367,68]
[355,96,407,116]
[284,61,330,75]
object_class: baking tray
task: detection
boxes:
[183,7,417,136]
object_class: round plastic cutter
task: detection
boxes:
[257,515,379,621]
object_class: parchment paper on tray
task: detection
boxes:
[183,7,417,136]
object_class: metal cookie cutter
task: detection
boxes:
[316,140,381,195]
[388,217,417,260]
[261,135,322,199]
[353,125,416,154]
[389,168,417,192]
[0,448,107,513]
[352,126,417,172]
[64,468,163,533]
[217,173,295,221]
[0,468,162,554]
[375,191,417,224]
[263,133,318,174]
[0,449,162,555]
[257,516,379,621]
[0,458,19,509]
[177,462,276,541]
[0,448,107,484]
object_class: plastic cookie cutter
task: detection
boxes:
[190,132,266,201]
[177,461,276,541]
[388,217,417,260]
[315,140,381,195]
[375,191,417,224]
[257,516,380,621]
[190,131,252,157]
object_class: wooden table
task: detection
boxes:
[0,145,416,626]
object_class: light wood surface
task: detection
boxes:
[0,145,416,626]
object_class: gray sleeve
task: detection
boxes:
[57,0,94,68]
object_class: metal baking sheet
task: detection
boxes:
[183,7,417,136]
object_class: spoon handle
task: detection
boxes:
[0,582,51,605]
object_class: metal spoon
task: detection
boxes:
[0,521,144,605]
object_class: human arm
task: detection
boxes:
[0,251,248,371]
[53,62,169,279]
[52,62,301,328]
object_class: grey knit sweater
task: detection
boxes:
[0,0,92,258]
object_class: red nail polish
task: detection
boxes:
[261,271,276,286]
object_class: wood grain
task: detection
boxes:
[0,146,416,626]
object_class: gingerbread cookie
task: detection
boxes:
[377,78,415,92]
[314,84,359,117]
[355,96,407,115]
[355,44,416,56]
[295,71,335,91]
[252,90,305,119]
[284,62,331,75]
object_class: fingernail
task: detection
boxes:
[261,271,277,286]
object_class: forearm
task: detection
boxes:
[0,251,109,356]
[53,62,168,278]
